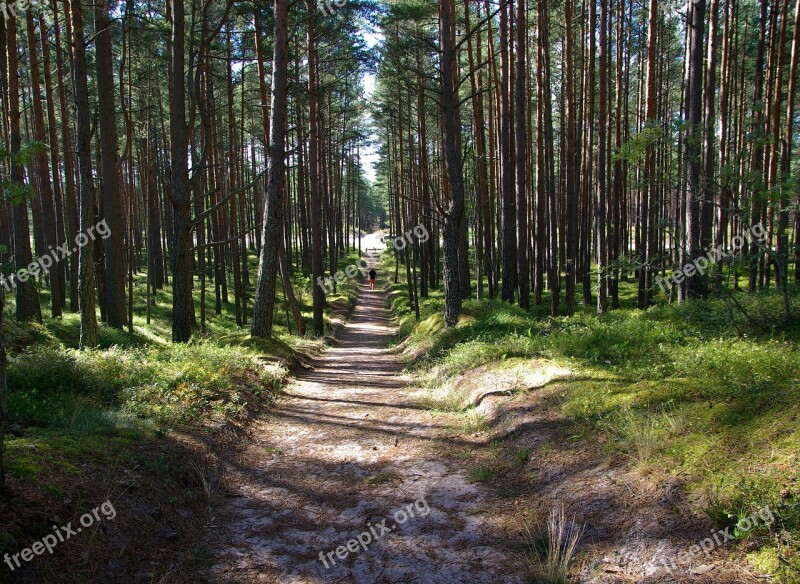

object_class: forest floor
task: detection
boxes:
[380,260,800,583]
[197,252,798,584]
[203,260,525,583]
[3,241,796,583]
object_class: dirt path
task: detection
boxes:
[206,267,523,584]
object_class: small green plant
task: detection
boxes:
[521,505,584,584]
[600,406,681,465]
[704,475,789,536]
[705,484,746,530]
[190,457,222,514]
[470,465,493,482]
[514,448,533,466]
[365,470,399,485]
[460,408,488,433]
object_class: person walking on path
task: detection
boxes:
[368,268,377,290]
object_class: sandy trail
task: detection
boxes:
[206,262,523,583]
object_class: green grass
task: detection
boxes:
[469,465,493,482]
[387,263,800,581]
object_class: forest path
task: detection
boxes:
[205,259,523,583]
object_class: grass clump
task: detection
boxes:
[600,404,684,465]
[470,465,493,482]
[521,505,584,584]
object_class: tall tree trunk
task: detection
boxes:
[701,0,720,253]
[169,0,194,342]
[639,0,657,307]
[564,0,578,314]
[683,0,707,300]
[52,0,79,310]
[440,0,466,327]
[95,0,127,328]
[778,0,800,321]
[252,0,289,339]
[7,14,42,323]
[596,0,609,314]
[540,0,559,315]
[70,0,97,345]
[38,11,68,315]
[464,0,490,299]
[25,13,63,319]
[500,0,516,303]
[748,0,768,293]
[308,0,325,336]
[515,0,530,309]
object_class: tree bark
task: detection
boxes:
[70,0,98,346]
[25,13,63,319]
[252,0,289,339]
[95,0,127,328]
[639,0,657,307]
[564,0,578,314]
[7,14,42,323]
[169,0,194,342]
[684,0,707,300]
[308,0,325,336]
[515,0,529,309]
[440,0,466,327]
[500,0,516,303]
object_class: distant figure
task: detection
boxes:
[368,268,377,290]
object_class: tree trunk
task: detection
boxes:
[53,0,79,311]
[440,0,466,327]
[169,0,195,342]
[308,0,325,336]
[683,0,707,300]
[564,0,578,314]
[596,0,609,314]
[639,0,657,307]
[515,0,530,309]
[500,0,516,303]
[95,0,127,328]
[252,0,289,339]
[778,0,800,321]
[7,14,42,323]
[25,13,63,319]
[70,0,97,346]
[38,11,68,315]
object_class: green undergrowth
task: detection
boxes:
[5,246,357,430]
[9,342,288,432]
[388,270,800,581]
